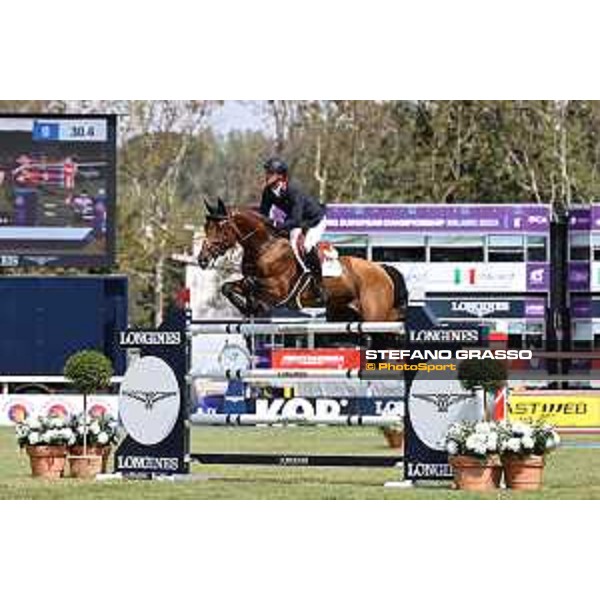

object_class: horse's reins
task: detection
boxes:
[227,210,261,244]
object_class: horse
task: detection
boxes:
[197,199,408,323]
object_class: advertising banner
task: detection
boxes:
[427,298,546,320]
[271,348,361,370]
[569,263,590,291]
[569,207,593,231]
[395,262,528,293]
[0,394,118,426]
[508,393,600,428]
[526,263,550,291]
[327,204,551,234]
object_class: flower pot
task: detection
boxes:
[383,429,404,451]
[502,454,545,491]
[26,445,68,479]
[68,445,104,479]
[449,455,502,492]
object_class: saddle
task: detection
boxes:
[289,234,343,278]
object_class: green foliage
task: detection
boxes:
[63,350,113,395]
[457,358,507,394]
[9,100,600,326]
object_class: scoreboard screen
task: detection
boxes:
[0,114,116,268]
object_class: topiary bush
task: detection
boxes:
[457,358,507,395]
[64,350,113,396]
[457,358,508,420]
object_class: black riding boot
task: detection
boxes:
[305,248,327,305]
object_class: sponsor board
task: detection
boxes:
[114,309,189,476]
[326,205,550,233]
[404,367,483,480]
[271,349,360,370]
[0,395,118,426]
[119,356,181,446]
[427,298,547,320]
[569,263,590,291]
[526,263,550,291]
[569,208,593,231]
[252,397,404,420]
[508,394,600,428]
[392,263,527,293]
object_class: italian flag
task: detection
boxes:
[454,268,477,285]
[493,387,508,421]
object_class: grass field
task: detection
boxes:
[1,427,600,499]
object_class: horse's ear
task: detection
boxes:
[217,197,228,216]
[204,199,216,216]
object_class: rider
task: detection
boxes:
[260,157,327,303]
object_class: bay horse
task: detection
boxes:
[197,199,407,322]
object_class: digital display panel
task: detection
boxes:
[0,114,116,268]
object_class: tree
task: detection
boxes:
[117,101,218,325]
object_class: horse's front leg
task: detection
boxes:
[222,279,251,315]
[222,278,266,317]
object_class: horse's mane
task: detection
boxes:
[207,201,280,237]
[236,207,280,235]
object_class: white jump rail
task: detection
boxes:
[188,367,372,382]
[191,413,402,427]
[188,321,405,336]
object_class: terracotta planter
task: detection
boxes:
[26,445,68,479]
[449,455,502,492]
[383,429,404,451]
[68,445,104,479]
[502,454,545,491]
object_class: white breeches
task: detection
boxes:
[290,218,327,272]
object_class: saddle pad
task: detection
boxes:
[322,257,343,277]
[318,242,342,277]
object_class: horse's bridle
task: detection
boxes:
[226,210,260,244]
[203,210,261,262]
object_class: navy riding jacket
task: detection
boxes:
[260,181,326,232]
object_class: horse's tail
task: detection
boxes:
[381,264,408,315]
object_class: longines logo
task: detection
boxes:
[24,256,57,266]
[119,356,181,445]
[119,330,182,347]
[116,455,180,471]
[451,301,510,317]
[121,389,178,410]
[411,392,473,413]
[409,329,479,343]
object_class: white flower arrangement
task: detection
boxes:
[497,421,560,456]
[15,416,77,448]
[445,420,501,458]
[69,413,120,447]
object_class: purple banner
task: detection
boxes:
[524,299,546,319]
[526,263,549,291]
[326,204,551,233]
[572,297,593,319]
[569,263,590,291]
[592,206,600,230]
[569,208,593,231]
[568,206,600,231]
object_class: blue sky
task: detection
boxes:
[209,101,270,134]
